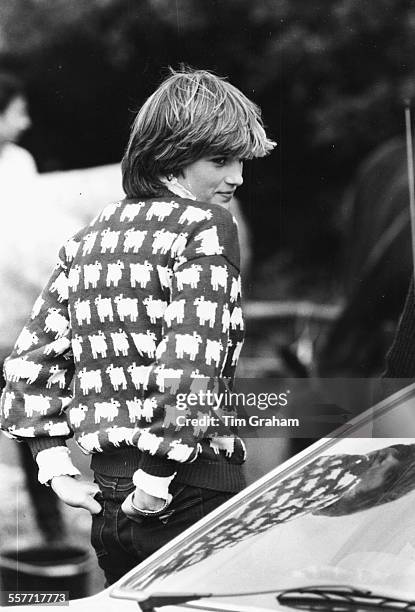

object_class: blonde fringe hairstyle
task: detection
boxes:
[122,67,276,197]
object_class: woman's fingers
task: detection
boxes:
[51,475,102,514]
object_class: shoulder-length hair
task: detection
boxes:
[122,67,276,198]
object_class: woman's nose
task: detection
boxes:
[225,161,243,187]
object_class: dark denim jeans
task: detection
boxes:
[91,473,233,585]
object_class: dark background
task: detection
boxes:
[2,0,415,273]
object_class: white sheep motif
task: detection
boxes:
[194,226,223,256]
[100,228,120,253]
[44,421,71,436]
[151,230,178,255]
[164,299,185,327]
[170,232,188,257]
[114,295,139,322]
[123,228,147,253]
[77,368,102,395]
[205,339,223,367]
[69,404,88,428]
[71,335,83,362]
[155,365,183,393]
[209,436,235,457]
[106,426,136,447]
[178,206,212,225]
[94,399,120,424]
[230,306,244,330]
[166,439,195,462]
[210,265,228,291]
[78,431,103,453]
[106,261,125,287]
[120,202,145,222]
[95,295,114,323]
[31,295,45,319]
[126,397,143,423]
[139,397,157,422]
[175,332,202,361]
[194,297,217,328]
[175,264,203,290]
[98,201,121,222]
[68,265,81,292]
[157,265,173,292]
[73,299,91,326]
[6,357,42,384]
[15,328,39,354]
[46,365,66,389]
[2,391,15,419]
[64,238,80,262]
[44,308,70,338]
[143,296,167,324]
[155,337,168,359]
[127,363,152,390]
[111,329,129,356]
[130,261,153,288]
[138,429,162,455]
[106,364,128,391]
[146,200,179,222]
[88,331,108,359]
[230,276,242,302]
[50,271,69,302]
[82,231,98,256]
[42,337,70,357]
[131,331,158,358]
[23,393,52,417]
[8,424,36,437]
[83,261,102,289]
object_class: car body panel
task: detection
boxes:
[7,382,415,611]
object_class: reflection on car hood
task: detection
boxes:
[112,384,415,609]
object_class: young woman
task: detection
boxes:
[1,67,275,584]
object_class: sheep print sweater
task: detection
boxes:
[0,193,246,492]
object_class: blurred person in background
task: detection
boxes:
[0,72,36,196]
[0,71,37,369]
[0,71,67,541]
[0,66,275,584]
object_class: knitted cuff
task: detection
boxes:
[138,453,178,477]
[27,436,68,459]
[133,469,176,500]
[36,447,81,485]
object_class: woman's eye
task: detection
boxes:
[212,158,227,166]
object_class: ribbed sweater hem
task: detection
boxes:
[90,447,245,492]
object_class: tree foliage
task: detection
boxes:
[1,0,415,261]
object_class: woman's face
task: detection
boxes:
[177,155,244,207]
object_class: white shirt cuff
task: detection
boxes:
[133,469,176,500]
[36,447,81,485]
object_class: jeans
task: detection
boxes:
[91,473,233,585]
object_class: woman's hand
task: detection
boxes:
[132,488,167,512]
[121,488,170,518]
[51,475,102,514]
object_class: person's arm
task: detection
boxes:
[129,208,245,509]
[0,244,103,512]
[1,245,74,453]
